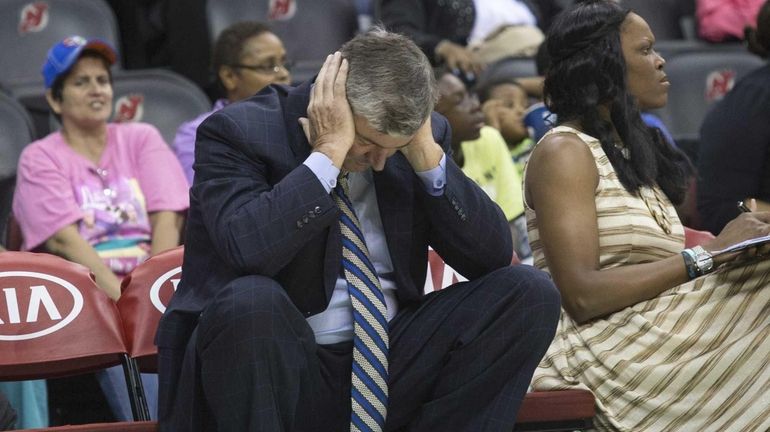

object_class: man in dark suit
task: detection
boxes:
[157,28,560,431]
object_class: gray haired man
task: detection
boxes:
[157,27,560,431]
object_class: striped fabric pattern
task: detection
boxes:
[334,176,389,432]
[524,126,770,431]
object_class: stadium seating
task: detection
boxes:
[108,69,213,145]
[117,247,183,373]
[16,422,157,432]
[0,93,34,248]
[206,0,359,84]
[10,68,211,146]
[620,0,694,40]
[0,0,120,91]
[651,51,765,143]
[0,252,151,425]
[475,57,538,90]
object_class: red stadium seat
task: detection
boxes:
[424,248,520,293]
[425,249,596,431]
[117,246,183,372]
[16,421,157,432]
[514,390,595,431]
[684,226,716,248]
[0,251,151,424]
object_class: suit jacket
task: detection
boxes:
[156,80,513,417]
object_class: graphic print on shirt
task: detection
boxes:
[77,175,151,275]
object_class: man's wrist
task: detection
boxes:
[402,141,444,172]
[312,142,348,169]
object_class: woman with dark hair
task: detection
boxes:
[523,1,770,430]
[172,21,290,185]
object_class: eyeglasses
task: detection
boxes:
[229,61,293,74]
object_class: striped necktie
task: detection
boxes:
[333,174,389,432]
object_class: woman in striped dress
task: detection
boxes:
[523,1,770,430]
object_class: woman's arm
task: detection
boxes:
[44,224,121,300]
[149,210,184,256]
[527,134,697,323]
[528,133,770,323]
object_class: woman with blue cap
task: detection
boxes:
[11,35,189,422]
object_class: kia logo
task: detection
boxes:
[18,2,49,34]
[0,271,84,341]
[149,266,181,313]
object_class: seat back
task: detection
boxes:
[621,0,688,40]
[424,248,468,294]
[0,93,34,248]
[684,226,715,248]
[0,0,120,90]
[206,0,358,83]
[424,248,520,294]
[117,246,183,372]
[0,252,128,380]
[17,422,158,431]
[475,57,538,90]
[651,51,764,142]
[110,69,212,145]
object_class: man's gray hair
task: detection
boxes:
[341,26,438,137]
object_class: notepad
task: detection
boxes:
[711,234,770,257]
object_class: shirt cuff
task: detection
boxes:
[415,154,447,196]
[303,152,340,194]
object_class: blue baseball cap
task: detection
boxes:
[41,35,117,88]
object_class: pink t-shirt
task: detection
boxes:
[13,122,189,275]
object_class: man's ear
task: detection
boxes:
[45,89,62,115]
[218,66,238,92]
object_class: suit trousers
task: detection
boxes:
[167,265,560,431]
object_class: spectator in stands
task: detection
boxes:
[173,21,291,185]
[477,79,537,174]
[12,35,189,421]
[697,0,770,234]
[157,28,560,431]
[380,0,546,77]
[435,70,531,260]
[524,1,770,430]
[697,0,765,42]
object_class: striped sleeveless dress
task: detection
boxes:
[524,126,770,431]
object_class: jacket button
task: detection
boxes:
[314,206,322,214]
[296,220,303,228]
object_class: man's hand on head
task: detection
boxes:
[399,115,444,172]
[299,52,355,169]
